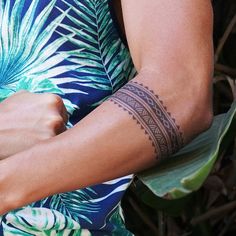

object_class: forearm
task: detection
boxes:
[0,79,153,212]
[0,0,214,213]
[0,71,210,214]
[0,131,35,159]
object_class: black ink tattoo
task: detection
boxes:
[109,81,184,159]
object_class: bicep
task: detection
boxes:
[121,0,213,73]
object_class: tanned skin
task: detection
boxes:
[0,91,68,159]
[109,81,184,158]
[0,0,213,214]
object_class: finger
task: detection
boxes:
[60,102,69,125]
[50,94,69,124]
[42,93,69,124]
[54,119,67,135]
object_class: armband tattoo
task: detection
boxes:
[109,81,184,159]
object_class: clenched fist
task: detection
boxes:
[0,91,68,159]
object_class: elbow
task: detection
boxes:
[181,65,214,140]
[181,68,214,141]
[198,95,213,133]
[137,58,214,143]
[190,55,214,134]
[178,68,214,142]
[198,89,214,133]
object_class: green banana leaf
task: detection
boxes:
[138,101,236,200]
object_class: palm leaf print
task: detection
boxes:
[49,189,100,224]
[3,207,91,236]
[0,0,79,114]
[59,0,136,96]
[0,0,135,234]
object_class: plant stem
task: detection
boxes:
[158,211,165,236]
[215,13,236,63]
[215,64,236,78]
[191,201,236,225]
[128,196,159,235]
[218,211,236,236]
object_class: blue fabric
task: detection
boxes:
[0,0,136,235]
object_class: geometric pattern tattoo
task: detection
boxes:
[109,81,184,159]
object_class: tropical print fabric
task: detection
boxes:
[0,0,136,235]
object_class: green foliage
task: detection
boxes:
[138,102,236,199]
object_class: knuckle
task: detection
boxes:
[42,94,66,116]
[46,94,63,107]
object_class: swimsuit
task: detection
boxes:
[0,0,136,235]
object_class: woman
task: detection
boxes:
[0,0,213,235]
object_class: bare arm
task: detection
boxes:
[0,0,213,214]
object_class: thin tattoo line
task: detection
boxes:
[118,89,172,151]
[109,81,184,159]
[111,94,163,156]
[111,92,170,157]
[126,82,182,147]
[129,81,183,153]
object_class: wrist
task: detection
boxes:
[0,150,38,214]
[0,159,22,214]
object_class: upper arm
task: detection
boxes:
[121,0,213,74]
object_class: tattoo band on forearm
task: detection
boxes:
[109,81,184,159]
